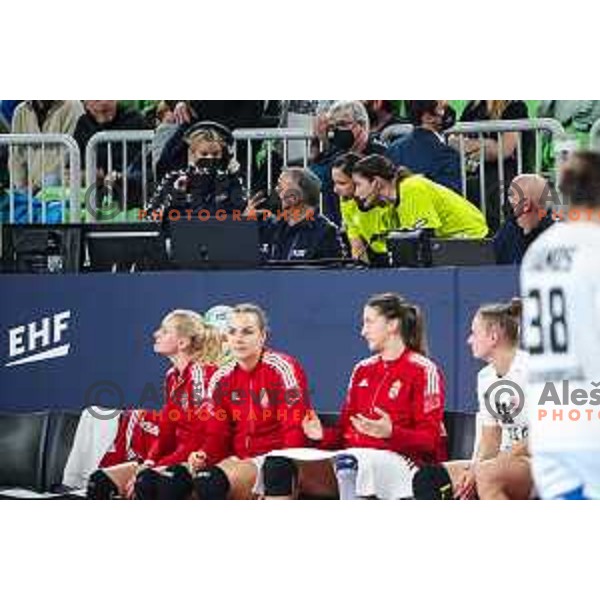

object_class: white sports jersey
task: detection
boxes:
[521,221,600,453]
[477,350,530,452]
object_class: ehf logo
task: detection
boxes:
[5,310,71,367]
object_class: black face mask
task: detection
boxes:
[195,157,224,172]
[330,128,355,152]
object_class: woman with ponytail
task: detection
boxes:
[351,154,488,239]
[463,298,532,499]
[412,299,533,500]
[259,292,447,500]
[86,309,227,499]
[332,152,393,266]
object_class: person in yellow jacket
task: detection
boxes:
[352,154,488,239]
[332,153,394,266]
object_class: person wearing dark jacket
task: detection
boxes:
[260,167,343,261]
[149,122,245,216]
[310,101,387,226]
[457,100,531,233]
[386,100,461,194]
[494,174,557,264]
[74,101,147,165]
[74,101,148,210]
[156,101,269,186]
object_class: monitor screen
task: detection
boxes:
[169,219,260,269]
[85,222,167,272]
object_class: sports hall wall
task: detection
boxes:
[0,266,518,414]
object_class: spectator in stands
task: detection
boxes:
[386,100,461,194]
[259,167,343,261]
[10,100,84,191]
[363,100,410,145]
[311,100,387,226]
[493,174,556,264]
[456,100,531,233]
[537,100,600,168]
[74,101,147,210]
[332,152,391,266]
[151,101,178,167]
[116,101,158,129]
[74,100,146,166]
[352,155,488,239]
[156,101,266,180]
[538,101,600,136]
[149,122,245,216]
[283,101,334,164]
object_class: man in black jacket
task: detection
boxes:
[260,167,344,261]
[74,101,146,173]
[494,174,557,264]
[74,101,148,211]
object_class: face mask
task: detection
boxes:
[330,128,355,152]
[195,157,223,172]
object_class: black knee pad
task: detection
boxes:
[134,468,163,500]
[333,453,359,474]
[412,464,453,500]
[263,456,298,497]
[86,470,119,500]
[157,465,193,500]
[193,466,231,500]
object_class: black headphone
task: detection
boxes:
[184,120,235,166]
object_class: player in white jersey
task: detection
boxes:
[467,301,532,499]
[521,151,600,499]
[413,300,533,500]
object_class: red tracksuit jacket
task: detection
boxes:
[100,410,162,468]
[100,362,224,468]
[206,349,311,459]
[319,349,447,464]
[144,361,227,466]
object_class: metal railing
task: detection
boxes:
[232,128,314,194]
[0,133,81,223]
[3,121,570,229]
[85,130,155,221]
[589,118,600,151]
[446,118,565,227]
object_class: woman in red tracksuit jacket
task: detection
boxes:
[261,292,447,499]
[86,309,226,499]
[187,302,313,500]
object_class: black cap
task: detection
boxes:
[184,121,234,146]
